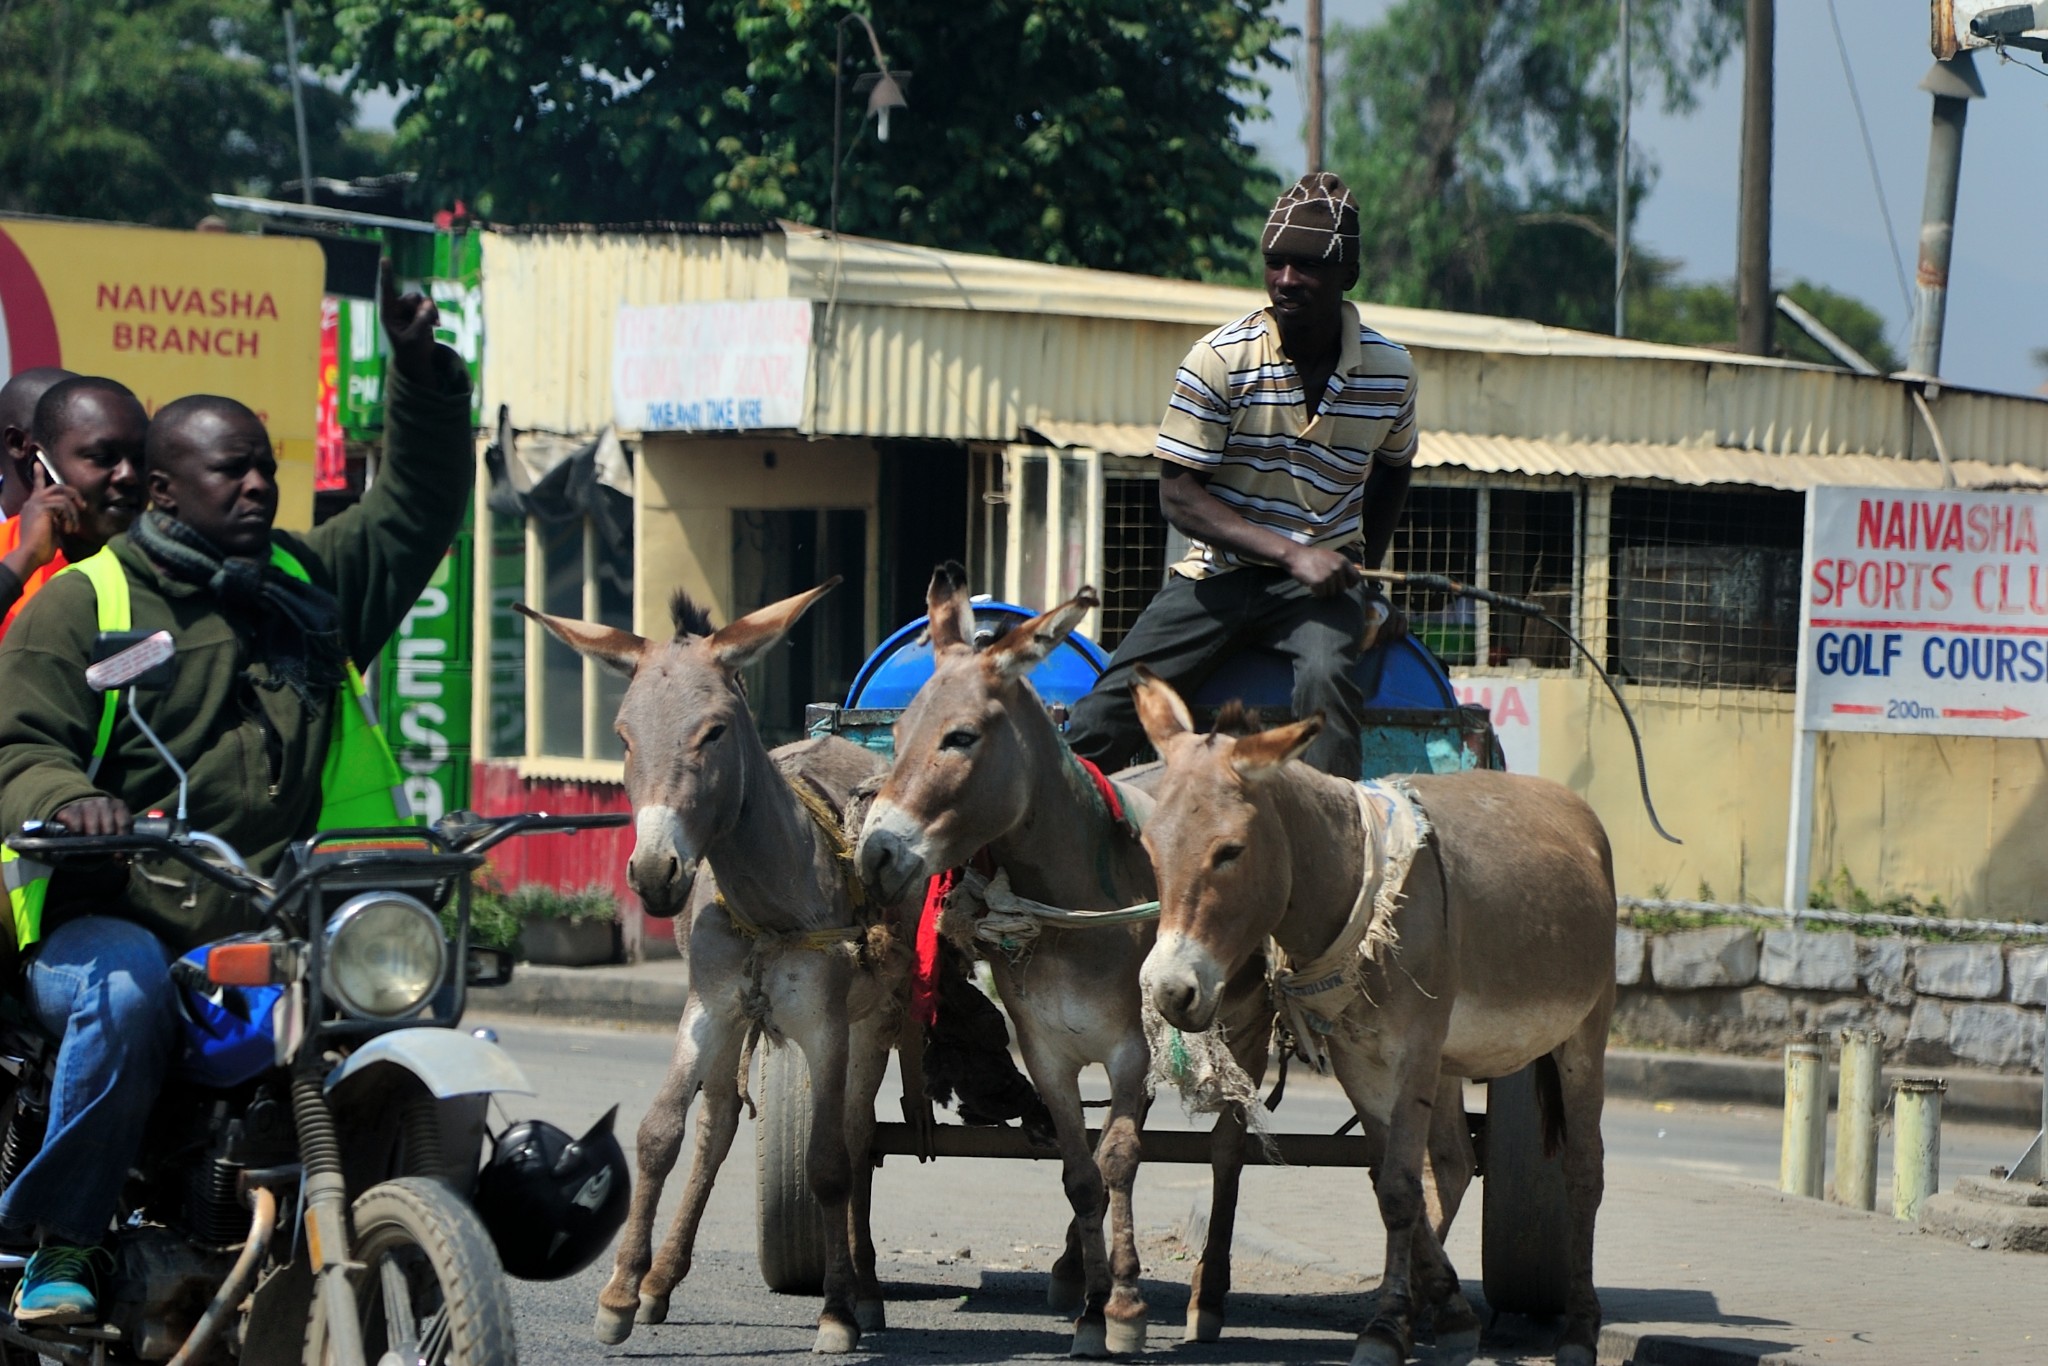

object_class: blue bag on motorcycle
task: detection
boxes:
[172,945,285,1089]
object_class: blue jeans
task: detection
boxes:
[0,917,176,1247]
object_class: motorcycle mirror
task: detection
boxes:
[88,630,176,692]
[465,946,515,989]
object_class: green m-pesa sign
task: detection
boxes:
[380,532,473,823]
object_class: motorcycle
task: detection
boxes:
[0,629,630,1364]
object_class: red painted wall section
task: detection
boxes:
[470,760,633,907]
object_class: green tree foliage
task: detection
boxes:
[305,0,1286,277]
[1328,0,1740,329]
[0,0,380,227]
[1630,268,1903,371]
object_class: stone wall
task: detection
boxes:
[1613,926,2048,1073]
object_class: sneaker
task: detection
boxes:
[11,1244,102,1326]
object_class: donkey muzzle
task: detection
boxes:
[1141,931,1224,1033]
[855,801,933,906]
[629,805,697,918]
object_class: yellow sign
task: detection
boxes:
[0,217,324,528]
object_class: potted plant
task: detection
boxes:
[508,883,620,967]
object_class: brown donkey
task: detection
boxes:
[521,582,915,1355]
[854,568,1275,1355]
[1132,670,1614,1366]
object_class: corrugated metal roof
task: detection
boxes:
[1025,421,2048,492]
[776,222,1777,366]
[481,224,2048,468]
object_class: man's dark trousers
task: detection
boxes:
[1066,566,1368,777]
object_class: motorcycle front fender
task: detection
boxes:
[325,1028,535,1101]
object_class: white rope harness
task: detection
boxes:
[1266,779,1430,1074]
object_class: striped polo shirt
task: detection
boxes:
[1156,303,1418,578]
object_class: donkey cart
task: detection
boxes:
[754,600,1574,1322]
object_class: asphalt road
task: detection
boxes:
[480,1016,2038,1365]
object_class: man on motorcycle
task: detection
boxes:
[0,266,472,1325]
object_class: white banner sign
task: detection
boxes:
[1453,677,1542,775]
[612,299,812,433]
[1797,485,2048,738]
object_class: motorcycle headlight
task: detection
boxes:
[322,892,448,1020]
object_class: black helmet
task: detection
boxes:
[473,1105,631,1280]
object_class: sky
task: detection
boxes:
[1241,0,2048,397]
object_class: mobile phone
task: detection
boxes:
[32,451,63,488]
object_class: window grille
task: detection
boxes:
[1607,485,1803,690]
[1388,481,1580,670]
[1099,460,1169,651]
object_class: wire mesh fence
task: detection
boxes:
[1608,486,1803,691]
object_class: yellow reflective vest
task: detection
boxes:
[2,545,413,952]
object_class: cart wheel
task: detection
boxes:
[1480,1063,1571,1318]
[756,1036,833,1295]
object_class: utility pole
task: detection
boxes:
[1615,0,1630,337]
[1906,52,1985,379]
[1735,0,1773,355]
[1306,0,1325,172]
[280,2,315,205]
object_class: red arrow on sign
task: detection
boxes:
[1940,706,2028,721]
[1831,703,1883,715]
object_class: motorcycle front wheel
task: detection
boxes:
[302,1176,517,1366]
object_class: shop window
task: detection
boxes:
[528,515,634,762]
[1607,485,1803,690]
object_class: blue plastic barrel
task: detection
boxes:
[845,601,1110,710]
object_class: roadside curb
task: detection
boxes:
[1605,1048,2042,1128]
[468,967,2045,1128]
[469,961,689,1027]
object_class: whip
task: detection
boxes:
[1363,569,1683,845]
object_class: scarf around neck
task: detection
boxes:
[130,508,348,700]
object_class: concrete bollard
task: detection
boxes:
[1779,1040,1828,1198]
[1833,1029,1884,1211]
[1892,1077,1946,1221]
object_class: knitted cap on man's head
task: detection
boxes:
[1262,172,1360,263]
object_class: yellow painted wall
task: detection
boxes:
[636,435,881,641]
[1526,676,2048,919]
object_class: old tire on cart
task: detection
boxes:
[1480,1063,1571,1318]
[756,1036,833,1295]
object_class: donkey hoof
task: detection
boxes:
[1554,1347,1596,1366]
[593,1304,636,1345]
[636,1291,671,1325]
[1348,1335,1406,1366]
[813,1318,861,1354]
[1069,1315,1110,1358]
[855,1298,887,1332]
[1104,1312,1147,1355]
[1435,1326,1479,1365]
[1047,1272,1088,1316]
[1184,1306,1224,1343]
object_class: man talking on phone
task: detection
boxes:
[0,378,147,638]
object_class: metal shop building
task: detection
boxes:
[469,219,2048,942]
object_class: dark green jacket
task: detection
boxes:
[0,349,474,951]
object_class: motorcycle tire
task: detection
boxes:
[302,1176,517,1366]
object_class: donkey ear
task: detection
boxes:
[706,577,841,671]
[515,603,648,679]
[1230,715,1323,780]
[985,586,1099,681]
[1132,666,1193,747]
[926,561,973,653]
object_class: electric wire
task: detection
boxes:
[1824,0,1913,319]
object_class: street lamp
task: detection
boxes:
[830,13,910,236]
